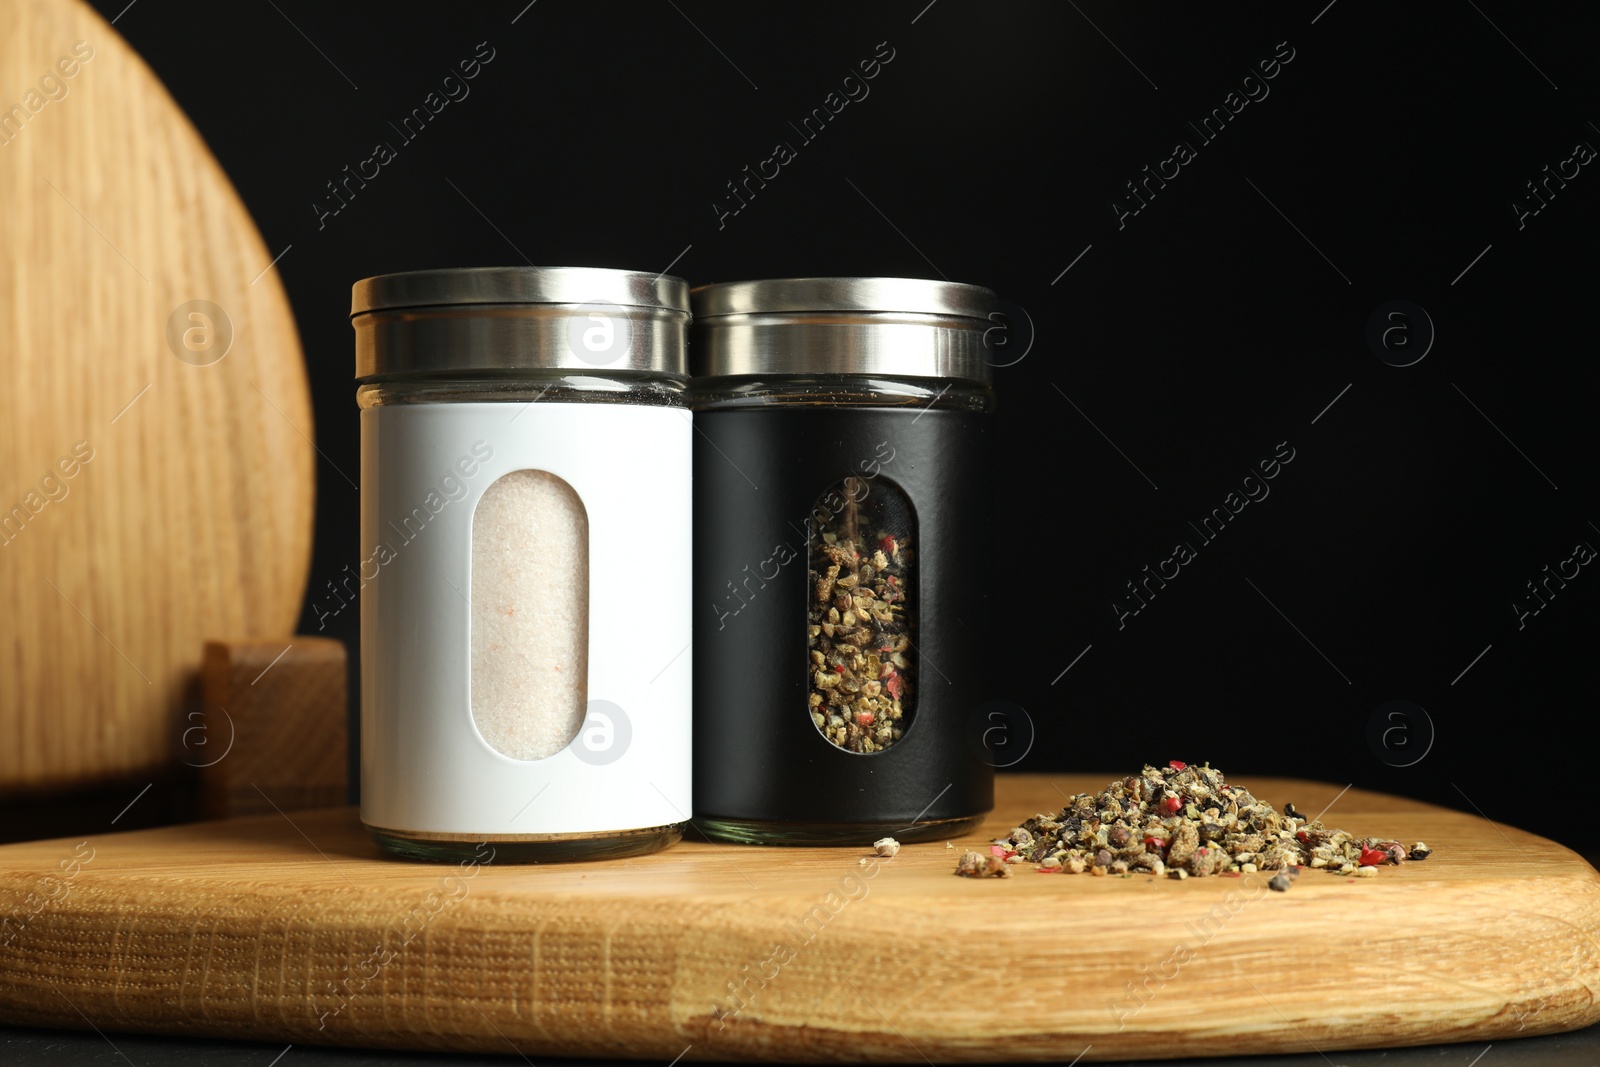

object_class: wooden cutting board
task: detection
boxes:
[0,0,314,792]
[0,774,1595,1061]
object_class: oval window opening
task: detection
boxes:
[805,474,916,753]
[471,469,588,760]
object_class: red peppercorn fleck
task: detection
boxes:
[1296,830,1310,844]
[1161,796,1182,815]
[856,711,875,727]
[1144,836,1167,852]
[1359,846,1388,867]
[1168,760,1187,771]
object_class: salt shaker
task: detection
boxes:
[352,266,692,861]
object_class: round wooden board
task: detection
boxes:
[0,0,314,791]
[0,775,1596,1060]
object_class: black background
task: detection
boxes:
[85,1,1598,848]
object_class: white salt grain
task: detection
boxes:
[471,469,588,760]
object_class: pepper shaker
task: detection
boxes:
[689,277,997,845]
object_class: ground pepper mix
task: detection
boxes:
[958,762,1432,884]
[806,480,913,753]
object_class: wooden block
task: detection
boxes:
[194,637,347,819]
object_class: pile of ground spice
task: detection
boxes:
[958,762,1432,886]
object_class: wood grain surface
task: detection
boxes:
[196,638,347,819]
[0,774,1595,1061]
[0,0,314,791]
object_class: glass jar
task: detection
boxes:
[351,267,692,862]
[689,277,998,845]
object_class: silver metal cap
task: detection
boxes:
[691,277,999,383]
[352,267,690,380]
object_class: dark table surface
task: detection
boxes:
[2,1023,1597,1066]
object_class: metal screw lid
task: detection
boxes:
[690,277,999,384]
[351,266,690,381]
